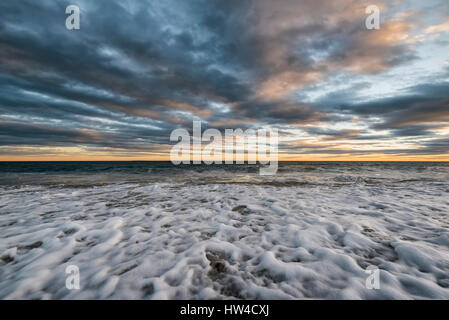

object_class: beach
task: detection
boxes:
[1,162,449,299]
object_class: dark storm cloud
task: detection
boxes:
[0,0,257,150]
[0,121,106,146]
[338,81,449,129]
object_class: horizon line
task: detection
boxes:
[1,160,448,163]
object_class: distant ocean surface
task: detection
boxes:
[1,162,449,299]
[1,161,449,187]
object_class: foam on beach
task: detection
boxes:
[0,163,449,299]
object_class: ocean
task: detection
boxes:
[1,161,448,299]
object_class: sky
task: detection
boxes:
[0,0,448,161]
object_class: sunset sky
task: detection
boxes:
[0,0,448,161]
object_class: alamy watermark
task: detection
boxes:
[365,265,380,290]
[65,265,80,290]
[65,5,80,30]
[365,5,380,30]
[64,4,379,31]
[170,121,278,175]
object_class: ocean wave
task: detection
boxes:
[1,177,449,299]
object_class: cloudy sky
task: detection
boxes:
[1,0,448,161]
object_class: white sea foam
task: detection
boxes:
[0,173,449,299]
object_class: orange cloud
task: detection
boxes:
[257,71,321,101]
[160,100,213,119]
[425,20,449,34]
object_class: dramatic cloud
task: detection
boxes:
[0,0,448,160]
